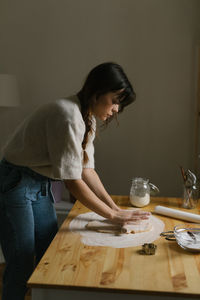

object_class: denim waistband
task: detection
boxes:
[0,158,50,182]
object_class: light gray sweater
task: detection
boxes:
[3,96,95,180]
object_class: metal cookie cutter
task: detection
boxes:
[139,243,157,255]
[160,231,176,241]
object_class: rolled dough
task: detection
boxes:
[69,212,165,248]
[86,219,152,234]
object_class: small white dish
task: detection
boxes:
[174,223,200,252]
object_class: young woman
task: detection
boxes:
[0,62,150,300]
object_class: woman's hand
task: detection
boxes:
[111,208,151,225]
[65,178,151,224]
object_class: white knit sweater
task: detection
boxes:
[3,96,95,180]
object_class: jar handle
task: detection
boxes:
[149,183,159,195]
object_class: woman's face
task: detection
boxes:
[91,91,122,121]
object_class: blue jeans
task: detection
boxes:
[0,159,58,300]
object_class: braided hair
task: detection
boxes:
[77,62,136,163]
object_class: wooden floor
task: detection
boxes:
[0,263,31,300]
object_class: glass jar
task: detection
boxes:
[182,184,199,209]
[130,177,159,208]
[130,178,150,207]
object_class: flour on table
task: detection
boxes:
[69,212,165,248]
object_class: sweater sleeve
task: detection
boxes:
[46,117,85,180]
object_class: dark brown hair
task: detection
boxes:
[77,62,136,163]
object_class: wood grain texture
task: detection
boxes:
[28,196,200,297]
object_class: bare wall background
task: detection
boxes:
[0,0,200,197]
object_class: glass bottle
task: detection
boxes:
[182,184,199,209]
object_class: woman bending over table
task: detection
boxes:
[0,62,150,300]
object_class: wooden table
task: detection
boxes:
[28,196,200,300]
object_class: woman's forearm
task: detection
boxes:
[64,178,114,219]
[64,177,151,224]
[81,168,119,211]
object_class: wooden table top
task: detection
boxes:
[28,196,200,297]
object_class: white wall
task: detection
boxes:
[0,0,200,197]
